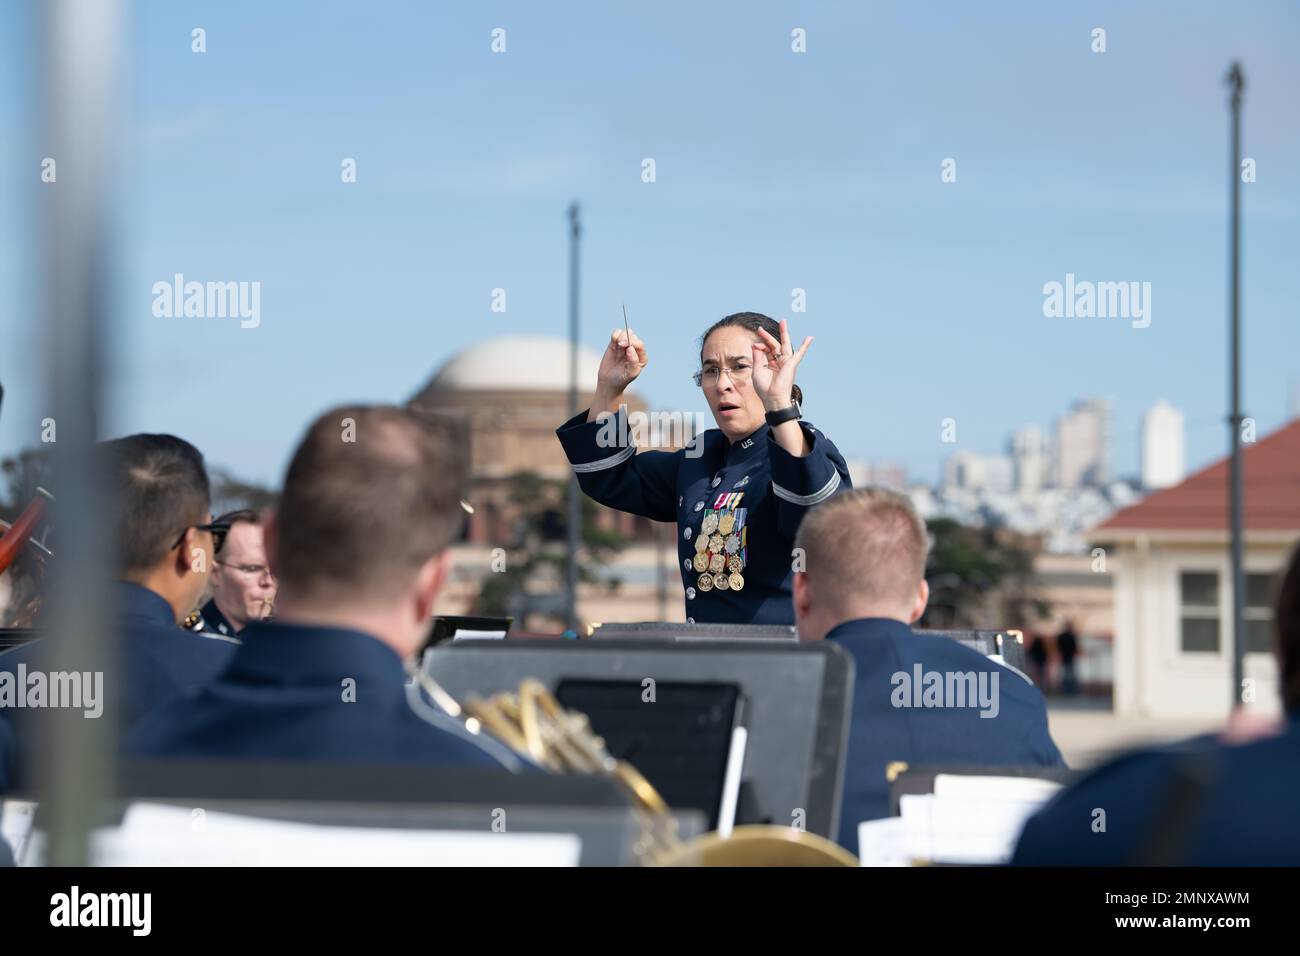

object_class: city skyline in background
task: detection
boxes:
[0,1,1297,492]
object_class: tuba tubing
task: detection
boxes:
[417,670,856,866]
[0,487,52,577]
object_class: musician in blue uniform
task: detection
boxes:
[793,488,1065,857]
[129,405,523,771]
[185,509,275,638]
[1012,544,1300,866]
[101,435,241,730]
[0,704,12,860]
[0,436,238,791]
[557,312,850,625]
[0,707,13,796]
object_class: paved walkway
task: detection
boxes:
[1045,697,1223,768]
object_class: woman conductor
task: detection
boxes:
[556,312,851,625]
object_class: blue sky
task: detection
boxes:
[1,1,1297,488]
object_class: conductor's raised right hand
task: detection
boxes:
[595,327,648,397]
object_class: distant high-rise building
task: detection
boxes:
[981,455,1015,493]
[942,452,982,492]
[850,461,908,490]
[1141,400,1185,490]
[943,451,1013,493]
[1055,398,1111,489]
[1011,425,1050,494]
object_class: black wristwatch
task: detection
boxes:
[764,401,802,427]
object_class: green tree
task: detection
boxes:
[474,471,630,630]
[921,517,1050,630]
[209,468,279,514]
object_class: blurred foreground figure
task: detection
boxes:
[129,406,520,770]
[1013,544,1300,865]
[793,487,1064,857]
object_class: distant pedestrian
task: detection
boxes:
[1026,632,1048,688]
[1056,622,1079,695]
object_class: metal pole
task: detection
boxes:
[565,203,581,632]
[39,0,122,865]
[1225,62,1246,710]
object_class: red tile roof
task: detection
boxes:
[1096,419,1300,534]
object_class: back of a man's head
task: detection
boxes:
[793,487,930,640]
[272,405,469,606]
[99,434,211,577]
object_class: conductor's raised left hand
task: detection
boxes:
[751,319,812,411]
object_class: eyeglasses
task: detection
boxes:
[216,560,274,580]
[692,362,753,387]
[170,519,232,553]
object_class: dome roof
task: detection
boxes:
[425,336,606,392]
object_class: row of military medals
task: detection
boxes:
[692,492,745,592]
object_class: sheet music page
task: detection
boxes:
[451,629,508,640]
[29,803,581,866]
[898,775,1062,864]
[857,816,909,867]
[933,773,1062,803]
[899,793,936,863]
[1,800,37,865]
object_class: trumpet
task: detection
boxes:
[411,670,857,866]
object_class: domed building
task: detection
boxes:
[410,336,684,628]
[409,335,655,543]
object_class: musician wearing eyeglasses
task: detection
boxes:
[557,312,850,625]
[189,509,276,637]
[129,406,524,771]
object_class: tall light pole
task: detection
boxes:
[1225,62,1246,709]
[40,0,122,865]
[565,202,581,633]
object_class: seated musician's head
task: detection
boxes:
[792,487,930,641]
[210,509,276,631]
[99,433,215,623]
[264,405,469,659]
[695,312,804,442]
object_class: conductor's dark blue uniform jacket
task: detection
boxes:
[829,618,1064,857]
[557,408,850,624]
[1012,714,1300,865]
[127,620,525,771]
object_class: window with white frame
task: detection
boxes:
[1179,571,1219,653]
[1246,572,1279,655]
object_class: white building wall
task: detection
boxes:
[1111,541,1285,719]
[1110,548,1140,715]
